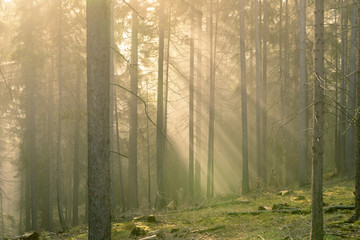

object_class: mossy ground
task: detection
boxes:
[42,179,359,239]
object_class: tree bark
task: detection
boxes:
[156,0,166,209]
[129,0,139,209]
[299,0,308,187]
[239,0,249,194]
[87,0,112,238]
[347,2,357,179]
[72,69,81,227]
[56,0,66,230]
[189,7,195,200]
[310,0,325,238]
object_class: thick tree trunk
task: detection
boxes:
[310,0,324,238]
[87,0,112,238]
[129,0,139,209]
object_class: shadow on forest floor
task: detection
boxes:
[40,179,359,239]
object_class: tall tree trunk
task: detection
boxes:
[109,0,115,216]
[348,2,357,179]
[351,0,360,222]
[262,0,268,186]
[279,0,284,186]
[310,0,324,238]
[56,0,66,230]
[146,80,151,209]
[299,0,308,186]
[129,0,139,209]
[87,0,111,238]
[156,0,166,209]
[335,10,341,177]
[207,0,215,198]
[340,0,348,177]
[255,0,261,188]
[72,69,81,226]
[114,90,125,212]
[48,55,55,232]
[240,0,249,194]
[284,0,290,185]
[195,10,203,198]
[189,7,195,200]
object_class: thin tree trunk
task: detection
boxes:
[48,55,55,232]
[207,0,215,198]
[284,0,290,185]
[240,0,249,194]
[279,0,285,186]
[129,0,139,209]
[348,2,357,179]
[195,10,203,198]
[189,7,195,200]
[109,0,115,216]
[56,0,66,230]
[156,0,166,209]
[340,0,348,177]
[87,0,112,238]
[299,0,308,186]
[262,0,268,186]
[255,0,261,188]
[114,90,125,212]
[310,0,324,238]
[72,70,80,226]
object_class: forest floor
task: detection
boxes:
[45,179,359,239]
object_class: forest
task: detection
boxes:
[0,0,360,239]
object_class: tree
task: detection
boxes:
[340,0,348,177]
[156,0,166,209]
[56,0,66,230]
[255,0,261,187]
[299,0,308,186]
[189,5,195,200]
[195,8,203,198]
[310,0,325,238]
[207,0,215,198]
[239,0,249,194]
[72,69,81,226]
[87,0,111,238]
[129,0,139,209]
[262,0,268,186]
[347,2,357,179]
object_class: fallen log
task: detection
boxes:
[227,208,310,216]
[324,205,355,213]
[12,232,39,240]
